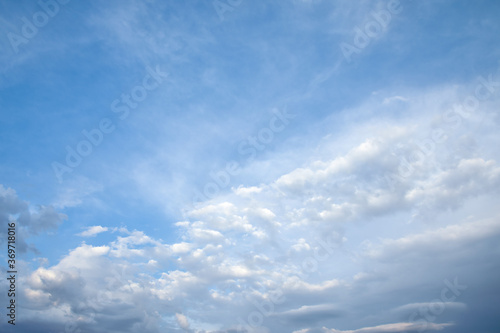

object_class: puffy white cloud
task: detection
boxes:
[176,313,190,330]
[78,225,109,237]
[234,186,263,196]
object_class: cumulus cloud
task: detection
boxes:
[12,106,500,331]
[78,225,109,237]
[17,92,500,332]
[5,72,500,333]
[0,184,66,252]
[176,313,190,330]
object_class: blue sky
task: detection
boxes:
[1,0,500,332]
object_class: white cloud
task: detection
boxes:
[393,302,467,312]
[383,96,409,104]
[283,277,342,293]
[9,77,500,333]
[78,225,109,237]
[275,303,340,319]
[175,313,190,330]
[363,215,500,260]
[234,185,263,196]
[293,322,453,333]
